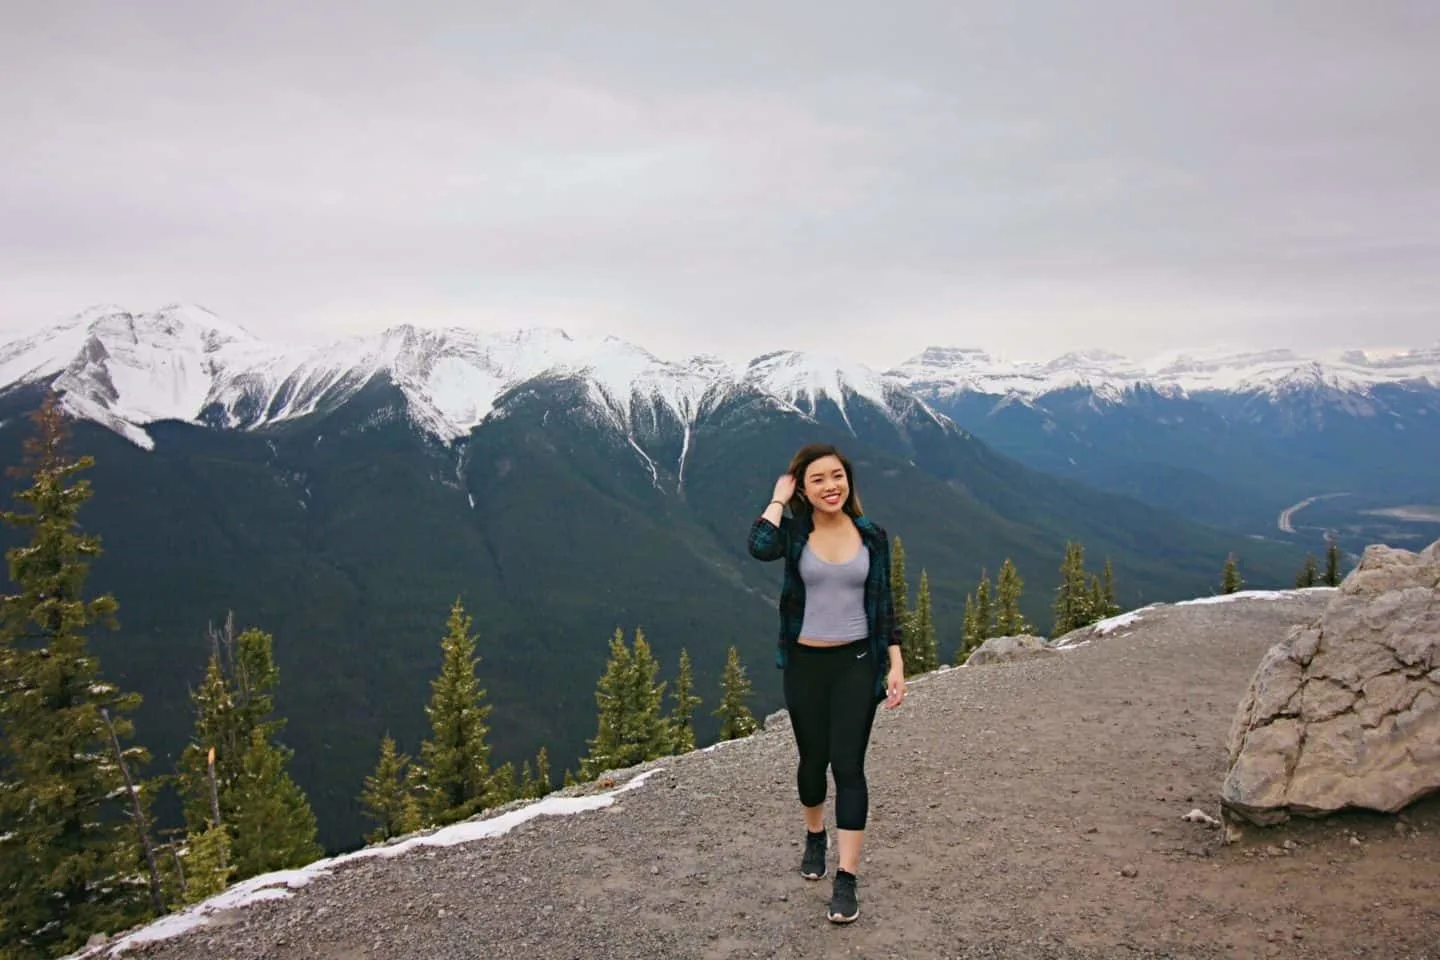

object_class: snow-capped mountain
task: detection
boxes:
[2,304,1435,479]
[887,342,1440,401]
[0,305,957,451]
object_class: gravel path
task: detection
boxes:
[87,591,1440,960]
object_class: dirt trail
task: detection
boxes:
[94,592,1439,959]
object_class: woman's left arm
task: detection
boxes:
[879,532,907,707]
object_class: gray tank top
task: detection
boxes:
[798,541,870,643]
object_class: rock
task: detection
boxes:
[964,634,1059,666]
[762,709,791,731]
[86,933,109,948]
[1222,539,1440,826]
[1120,864,1138,878]
[1182,808,1221,828]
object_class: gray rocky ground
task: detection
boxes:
[82,590,1440,959]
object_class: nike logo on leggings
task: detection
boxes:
[856,649,868,659]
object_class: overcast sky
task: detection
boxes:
[2,0,1437,367]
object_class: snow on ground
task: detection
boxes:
[1175,587,1337,607]
[77,769,665,958]
[1052,588,1337,650]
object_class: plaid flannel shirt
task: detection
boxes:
[747,509,903,700]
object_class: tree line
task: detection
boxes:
[0,396,765,959]
[889,535,1121,670]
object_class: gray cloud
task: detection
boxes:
[2,0,1437,367]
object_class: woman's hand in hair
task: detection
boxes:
[771,473,796,505]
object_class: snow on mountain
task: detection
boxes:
[889,342,1440,400]
[0,304,282,448]
[743,349,913,432]
[5,304,1435,449]
[0,307,751,449]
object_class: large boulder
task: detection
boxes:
[1222,538,1440,825]
[964,634,1058,666]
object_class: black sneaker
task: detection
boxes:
[827,870,859,924]
[800,830,827,880]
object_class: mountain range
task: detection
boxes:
[1,303,1433,851]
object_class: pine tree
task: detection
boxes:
[912,570,939,672]
[413,598,496,825]
[180,822,233,904]
[714,646,758,741]
[361,735,421,843]
[531,746,552,798]
[1051,541,1093,637]
[578,627,672,779]
[668,648,702,754]
[1088,575,1105,625]
[520,746,554,800]
[958,591,977,665]
[1323,541,1342,587]
[890,535,911,642]
[958,573,994,663]
[1221,554,1243,594]
[975,571,993,642]
[580,628,633,780]
[0,396,157,957]
[226,728,322,878]
[487,762,518,808]
[176,618,321,881]
[1295,554,1319,588]
[627,628,671,760]
[994,558,1032,637]
[1100,558,1119,618]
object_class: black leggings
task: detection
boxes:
[782,639,881,831]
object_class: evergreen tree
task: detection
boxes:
[531,746,552,798]
[1295,554,1319,588]
[226,728,322,877]
[579,627,671,779]
[958,573,994,664]
[994,558,1032,637]
[361,735,421,843]
[958,591,977,665]
[1221,554,1243,594]
[176,619,320,881]
[1324,541,1342,587]
[1051,541,1093,637]
[668,648,702,754]
[1100,558,1119,618]
[627,629,671,759]
[1088,575,1105,625]
[413,598,496,826]
[519,747,554,800]
[179,823,232,904]
[911,570,939,672]
[0,396,156,957]
[580,629,633,780]
[975,570,993,641]
[890,535,911,641]
[714,645,758,741]
[487,762,518,808]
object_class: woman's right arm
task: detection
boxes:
[748,474,796,561]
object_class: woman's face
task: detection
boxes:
[800,455,849,515]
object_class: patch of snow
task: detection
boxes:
[1175,587,1337,606]
[81,769,664,958]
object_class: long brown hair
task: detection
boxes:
[786,443,864,518]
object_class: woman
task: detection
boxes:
[747,442,906,925]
